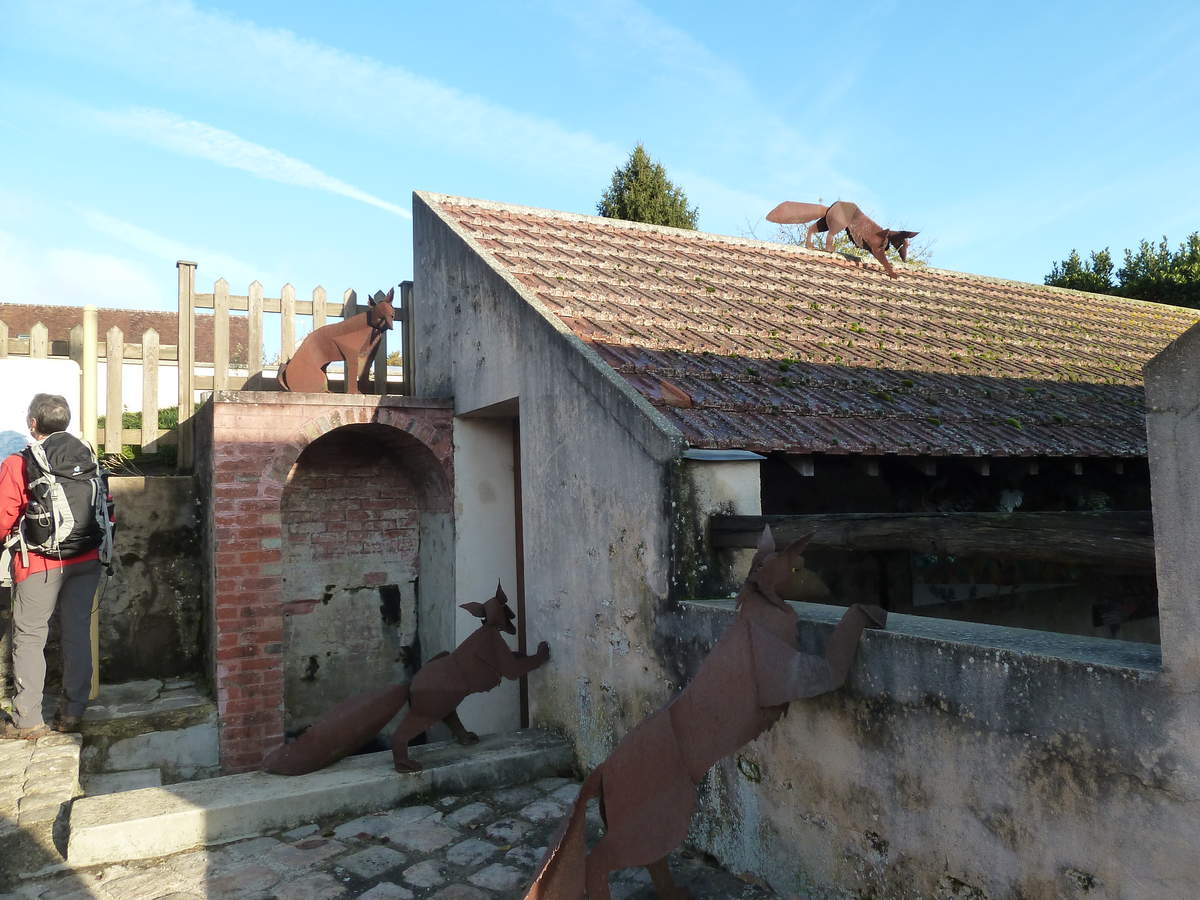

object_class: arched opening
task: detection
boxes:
[279,423,452,737]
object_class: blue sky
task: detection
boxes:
[2,0,1198,319]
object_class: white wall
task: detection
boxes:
[0,358,83,454]
[451,416,520,736]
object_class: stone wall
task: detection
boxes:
[2,475,203,698]
[201,392,452,772]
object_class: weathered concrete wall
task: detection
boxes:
[104,476,204,681]
[414,193,685,761]
[663,601,1196,898]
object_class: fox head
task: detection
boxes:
[886,230,920,262]
[367,287,396,332]
[461,582,518,634]
[742,526,814,611]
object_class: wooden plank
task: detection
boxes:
[342,288,358,318]
[68,325,83,366]
[248,281,263,374]
[29,322,48,358]
[374,301,387,395]
[105,326,124,455]
[120,428,177,447]
[194,291,343,317]
[312,285,326,331]
[177,261,196,471]
[194,373,265,391]
[0,320,7,359]
[213,278,230,390]
[142,328,160,454]
[399,280,413,396]
[281,283,296,360]
[709,511,1155,568]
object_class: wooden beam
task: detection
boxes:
[710,511,1154,568]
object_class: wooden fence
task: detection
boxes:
[175,261,414,469]
[0,262,413,467]
[0,311,177,456]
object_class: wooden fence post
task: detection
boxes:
[81,307,98,451]
[142,328,160,453]
[248,281,263,377]
[400,280,414,396]
[105,326,124,455]
[213,278,230,391]
[176,261,196,471]
[0,320,8,358]
[30,323,48,359]
[281,283,296,363]
[312,286,326,331]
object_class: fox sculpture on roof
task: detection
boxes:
[524,527,887,899]
[766,200,918,279]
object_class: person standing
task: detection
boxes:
[1,394,109,739]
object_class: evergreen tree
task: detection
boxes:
[1046,233,1200,308]
[598,143,698,229]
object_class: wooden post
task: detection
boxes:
[281,283,296,363]
[142,328,160,454]
[312,285,326,331]
[340,289,357,392]
[0,319,8,358]
[374,302,387,395]
[105,326,124,455]
[29,322,48,359]
[89,591,100,700]
[68,324,83,367]
[248,281,263,377]
[400,280,414,396]
[81,307,99,450]
[213,278,230,391]
[176,261,196,472]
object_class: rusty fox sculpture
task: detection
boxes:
[264,583,549,775]
[766,200,918,279]
[525,528,887,899]
[276,287,394,393]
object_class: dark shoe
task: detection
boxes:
[0,720,51,740]
[52,715,82,733]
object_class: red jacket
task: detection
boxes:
[0,452,99,583]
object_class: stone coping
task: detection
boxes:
[686,598,1162,672]
[209,391,453,408]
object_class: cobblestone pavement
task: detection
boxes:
[3,775,776,899]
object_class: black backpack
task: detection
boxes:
[13,432,114,564]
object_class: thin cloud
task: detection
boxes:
[0,229,164,309]
[92,107,411,220]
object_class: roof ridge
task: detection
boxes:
[419,191,1200,318]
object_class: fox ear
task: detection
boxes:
[386,286,395,303]
[757,526,776,556]
[460,602,487,618]
[784,534,813,560]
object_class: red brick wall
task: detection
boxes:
[205,393,452,773]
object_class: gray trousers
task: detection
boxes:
[10,560,101,728]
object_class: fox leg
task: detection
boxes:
[822,603,887,687]
[391,713,437,772]
[443,709,479,745]
[805,217,826,250]
[583,835,621,900]
[647,856,688,899]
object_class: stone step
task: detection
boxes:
[67,728,574,868]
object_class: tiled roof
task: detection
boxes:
[0,304,250,365]
[427,194,1200,458]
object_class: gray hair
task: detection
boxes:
[27,394,71,434]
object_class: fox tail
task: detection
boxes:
[524,766,603,899]
[263,683,410,775]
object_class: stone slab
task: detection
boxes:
[0,734,82,891]
[67,729,572,867]
[81,768,163,796]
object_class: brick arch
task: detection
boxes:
[205,396,453,773]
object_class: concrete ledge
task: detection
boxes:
[0,733,82,890]
[67,729,572,867]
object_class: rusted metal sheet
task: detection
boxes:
[525,528,886,898]
[436,199,1199,460]
[263,584,549,776]
[277,287,394,394]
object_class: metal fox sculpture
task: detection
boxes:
[276,287,394,393]
[766,200,918,279]
[525,528,887,899]
[263,583,549,775]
